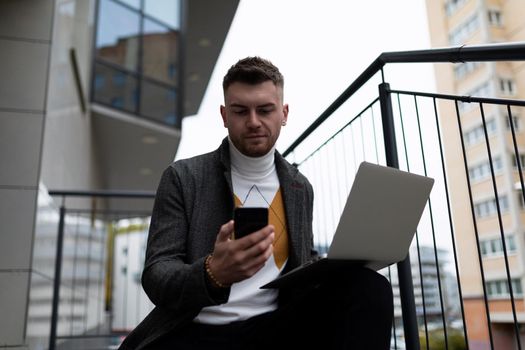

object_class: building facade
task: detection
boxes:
[425,0,525,348]
[388,246,461,333]
[0,0,239,349]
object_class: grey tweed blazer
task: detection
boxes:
[119,138,316,350]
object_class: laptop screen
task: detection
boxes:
[327,162,434,265]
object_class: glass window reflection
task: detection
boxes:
[142,18,178,85]
[96,0,140,71]
[140,80,177,126]
[117,0,140,10]
[93,0,181,127]
[93,63,138,113]
[144,0,180,29]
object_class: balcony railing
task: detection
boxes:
[39,42,525,350]
[283,42,525,350]
[35,190,155,350]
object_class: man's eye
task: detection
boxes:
[232,109,247,115]
[258,109,272,115]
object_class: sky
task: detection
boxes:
[173,1,457,259]
[176,0,436,160]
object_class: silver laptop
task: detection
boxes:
[261,161,434,289]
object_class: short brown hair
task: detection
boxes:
[222,57,284,92]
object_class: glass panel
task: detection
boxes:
[487,282,494,296]
[480,241,487,255]
[140,80,177,126]
[118,0,140,9]
[493,239,502,253]
[142,18,178,85]
[93,63,138,113]
[514,279,523,294]
[507,235,516,251]
[96,0,140,71]
[144,0,180,28]
[495,281,502,294]
[501,280,508,294]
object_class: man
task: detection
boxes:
[120,57,393,350]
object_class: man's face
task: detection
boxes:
[221,81,288,157]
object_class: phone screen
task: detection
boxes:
[234,207,268,239]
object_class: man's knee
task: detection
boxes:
[339,267,393,308]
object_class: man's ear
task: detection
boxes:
[220,105,227,128]
[282,104,289,124]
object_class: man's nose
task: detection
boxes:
[246,110,262,128]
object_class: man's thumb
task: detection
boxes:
[217,220,234,241]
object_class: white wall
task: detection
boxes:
[0,0,55,348]
[112,229,154,331]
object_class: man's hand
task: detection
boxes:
[207,220,274,287]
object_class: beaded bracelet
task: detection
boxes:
[205,254,228,288]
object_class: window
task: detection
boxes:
[140,81,177,124]
[145,0,180,28]
[518,193,525,209]
[459,81,494,112]
[474,196,509,218]
[112,72,126,86]
[96,0,140,71]
[142,18,179,85]
[449,14,480,45]
[486,279,523,298]
[511,154,525,169]
[480,235,517,257]
[464,119,497,146]
[111,97,124,108]
[488,9,503,27]
[499,78,517,95]
[164,113,177,126]
[506,115,521,131]
[445,0,467,16]
[168,63,177,79]
[468,157,503,181]
[454,61,483,79]
[93,0,180,127]
[166,89,177,101]
[471,81,493,97]
[94,74,105,90]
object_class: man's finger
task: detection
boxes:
[217,220,234,242]
[234,225,274,250]
[243,232,274,260]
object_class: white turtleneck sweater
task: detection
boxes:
[194,138,289,324]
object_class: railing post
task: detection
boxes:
[379,82,420,350]
[49,203,66,350]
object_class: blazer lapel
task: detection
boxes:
[275,153,304,269]
[219,138,235,214]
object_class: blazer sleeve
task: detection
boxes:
[141,166,229,313]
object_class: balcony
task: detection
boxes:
[38,42,525,350]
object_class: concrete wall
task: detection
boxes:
[0,0,55,348]
[40,0,101,194]
[0,0,101,348]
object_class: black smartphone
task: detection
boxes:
[233,207,268,239]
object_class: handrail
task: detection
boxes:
[282,41,525,157]
[48,189,156,198]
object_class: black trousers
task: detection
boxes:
[151,267,393,350]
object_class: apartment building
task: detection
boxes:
[0,0,239,349]
[388,246,460,331]
[425,0,525,348]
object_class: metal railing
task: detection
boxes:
[283,42,525,350]
[42,190,155,350]
[34,42,525,350]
